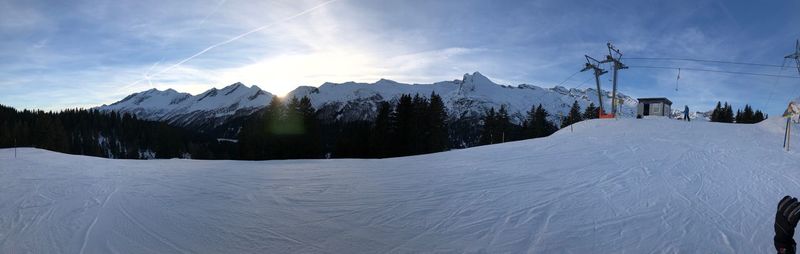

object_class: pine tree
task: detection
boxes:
[723,103,734,123]
[754,110,766,123]
[427,92,449,153]
[239,96,284,159]
[735,110,742,123]
[393,94,414,156]
[524,104,538,139]
[742,104,754,124]
[527,104,557,138]
[479,107,498,145]
[265,96,286,158]
[411,94,430,155]
[497,105,511,142]
[711,101,722,122]
[540,105,558,137]
[369,101,392,158]
[561,101,583,128]
[0,104,209,159]
[296,96,320,158]
[582,102,599,120]
[276,97,302,136]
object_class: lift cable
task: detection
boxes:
[555,70,582,87]
[764,58,789,112]
[626,57,795,68]
[627,65,800,79]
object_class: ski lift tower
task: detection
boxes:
[782,40,800,151]
[787,40,800,77]
[581,55,612,118]
[600,42,628,117]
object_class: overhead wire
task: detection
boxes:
[579,51,800,114]
[628,59,800,114]
[522,69,595,115]
[627,65,800,79]
[536,54,800,117]
[555,70,582,87]
[626,57,794,68]
[764,59,788,112]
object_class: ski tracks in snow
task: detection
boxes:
[4,119,800,253]
[79,187,118,254]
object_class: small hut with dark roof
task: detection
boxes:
[637,98,672,118]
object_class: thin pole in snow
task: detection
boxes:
[786,118,792,151]
[784,119,788,149]
[14,138,16,158]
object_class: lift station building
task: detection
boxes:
[637,98,672,118]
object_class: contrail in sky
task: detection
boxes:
[123,0,340,90]
[144,59,162,88]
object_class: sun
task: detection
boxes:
[217,50,385,96]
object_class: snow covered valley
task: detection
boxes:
[1,118,799,253]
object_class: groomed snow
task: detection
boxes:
[1,118,798,253]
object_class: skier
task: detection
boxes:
[776,196,800,254]
[684,105,690,122]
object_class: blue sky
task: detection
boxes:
[1,0,799,114]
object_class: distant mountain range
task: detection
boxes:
[98,83,272,131]
[97,72,638,135]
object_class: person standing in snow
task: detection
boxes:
[776,196,800,254]
[684,105,690,122]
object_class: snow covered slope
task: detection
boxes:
[1,118,796,253]
[286,72,638,123]
[97,83,272,130]
[100,72,637,127]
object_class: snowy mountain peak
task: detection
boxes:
[101,72,638,134]
[462,72,495,85]
[463,71,491,83]
[221,82,245,91]
[108,87,190,108]
[552,86,569,94]
[98,83,273,129]
[284,71,638,124]
[458,72,498,94]
[375,78,400,86]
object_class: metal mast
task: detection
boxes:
[581,55,608,115]
[787,39,800,77]
[783,40,800,151]
[600,42,627,116]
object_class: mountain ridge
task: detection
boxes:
[97,71,638,132]
[98,82,273,131]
